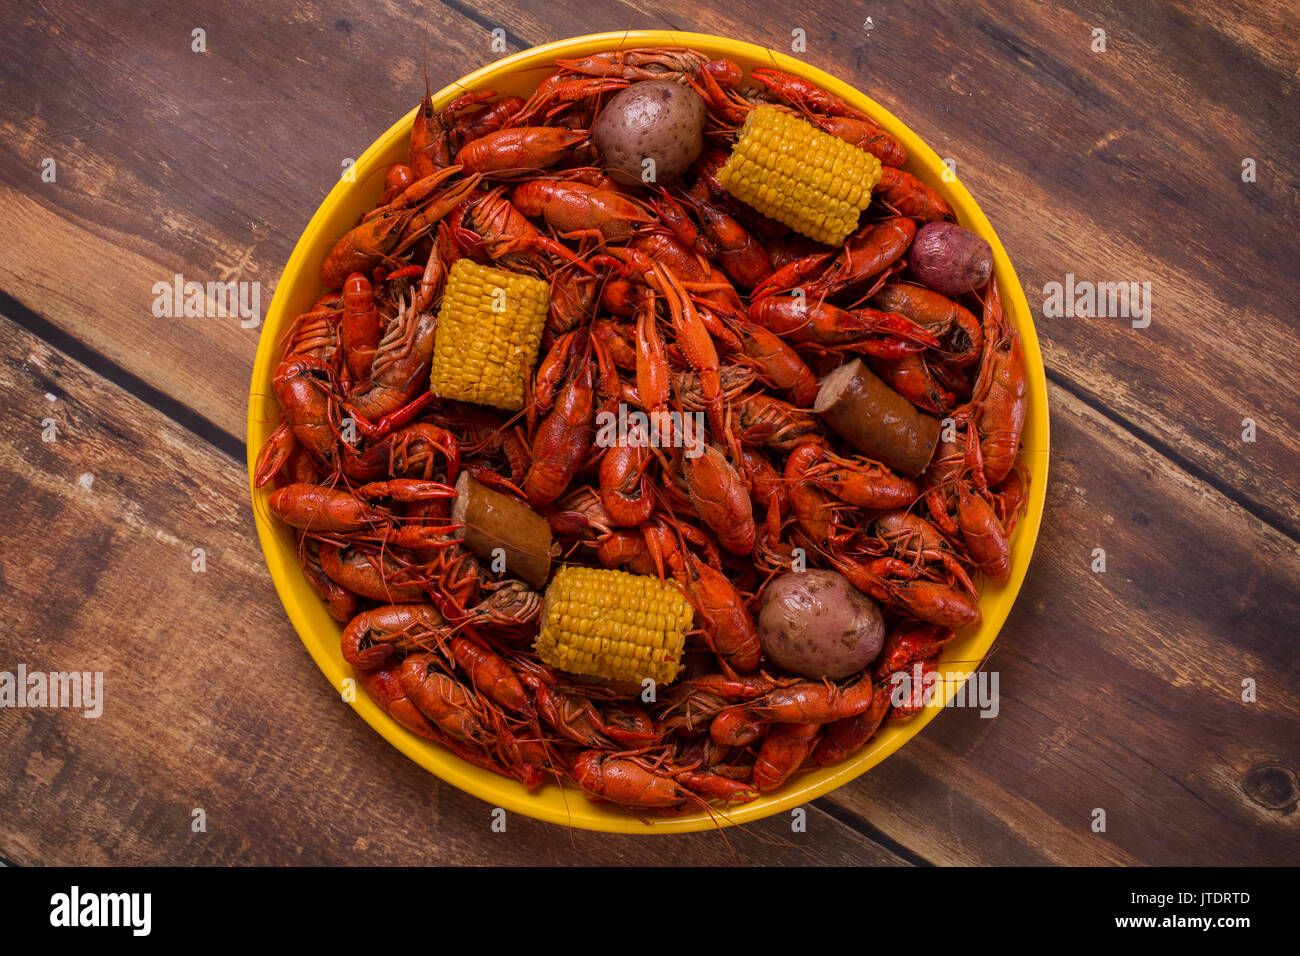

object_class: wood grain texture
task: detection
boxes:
[822,384,1300,865]
[0,0,1295,865]
[0,0,493,438]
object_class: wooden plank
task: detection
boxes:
[0,0,498,438]
[819,383,1300,865]
[0,314,907,865]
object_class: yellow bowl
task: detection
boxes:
[247,31,1050,833]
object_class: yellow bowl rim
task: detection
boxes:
[246,29,1050,834]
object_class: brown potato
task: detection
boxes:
[908,222,993,296]
[591,80,705,187]
[758,571,885,680]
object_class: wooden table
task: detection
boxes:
[1,0,1295,866]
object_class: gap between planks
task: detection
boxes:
[812,798,934,866]
[1044,367,1299,543]
[0,288,245,463]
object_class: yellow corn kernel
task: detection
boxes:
[717,105,882,246]
[534,567,694,685]
[429,259,549,412]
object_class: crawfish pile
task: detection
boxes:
[256,46,1029,815]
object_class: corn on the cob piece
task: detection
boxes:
[429,259,549,411]
[534,566,695,685]
[717,105,882,246]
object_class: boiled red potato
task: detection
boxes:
[758,570,885,679]
[907,222,993,296]
[591,79,706,187]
